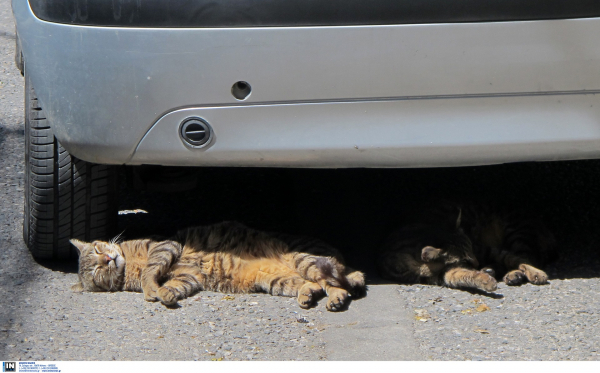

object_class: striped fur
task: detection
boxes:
[71,222,366,311]
[377,201,557,292]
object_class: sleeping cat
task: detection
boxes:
[377,201,557,293]
[71,221,366,311]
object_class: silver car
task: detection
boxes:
[13,0,600,259]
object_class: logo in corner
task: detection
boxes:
[2,362,16,372]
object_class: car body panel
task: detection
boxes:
[13,0,600,167]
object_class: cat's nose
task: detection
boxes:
[105,255,114,264]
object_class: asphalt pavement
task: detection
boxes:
[2,0,600,361]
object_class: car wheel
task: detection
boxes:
[23,72,118,260]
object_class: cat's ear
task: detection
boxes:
[455,208,462,229]
[70,239,86,254]
[71,282,84,292]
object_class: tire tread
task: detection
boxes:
[23,73,117,260]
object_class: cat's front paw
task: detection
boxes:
[475,272,498,292]
[143,284,159,302]
[157,286,179,306]
[326,288,349,312]
[519,264,548,285]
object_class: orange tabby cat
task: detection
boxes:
[71,222,366,311]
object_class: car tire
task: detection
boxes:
[23,72,118,260]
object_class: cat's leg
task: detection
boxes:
[494,250,548,285]
[297,240,368,293]
[155,268,203,306]
[297,282,325,309]
[267,275,324,310]
[141,240,183,302]
[443,267,498,292]
[518,263,548,284]
[288,252,366,311]
[503,268,527,285]
[283,238,365,310]
[290,253,349,310]
[503,263,548,285]
[491,226,551,285]
[253,269,322,308]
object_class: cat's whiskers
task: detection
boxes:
[110,230,126,245]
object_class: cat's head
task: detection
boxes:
[421,209,479,267]
[70,239,126,292]
[421,232,479,268]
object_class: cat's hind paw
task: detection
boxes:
[345,270,367,298]
[297,293,314,309]
[297,282,323,309]
[503,269,527,286]
[519,264,549,285]
[157,286,179,306]
[326,288,349,312]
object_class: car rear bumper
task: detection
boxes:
[131,93,600,167]
[14,0,600,167]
